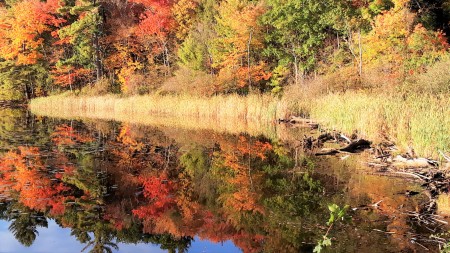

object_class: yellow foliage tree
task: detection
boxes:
[363,0,449,79]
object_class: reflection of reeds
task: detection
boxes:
[30,94,290,139]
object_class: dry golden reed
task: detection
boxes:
[30,93,290,138]
[310,92,450,158]
[30,91,449,158]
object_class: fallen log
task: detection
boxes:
[278,116,319,128]
[314,139,372,156]
[392,155,439,168]
[315,149,340,156]
[339,139,371,153]
[317,133,334,143]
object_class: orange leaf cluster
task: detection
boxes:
[0,146,70,215]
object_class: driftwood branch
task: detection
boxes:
[315,149,340,156]
[394,171,430,180]
[340,139,371,153]
[278,116,319,128]
[340,134,352,144]
[439,150,450,162]
[315,139,371,156]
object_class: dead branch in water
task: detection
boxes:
[315,139,371,156]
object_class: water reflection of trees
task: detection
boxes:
[1,203,48,247]
[0,114,431,252]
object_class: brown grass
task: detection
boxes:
[31,58,450,158]
[30,93,291,138]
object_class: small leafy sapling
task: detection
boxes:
[314,203,350,253]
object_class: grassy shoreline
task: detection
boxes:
[30,93,289,138]
[311,92,450,158]
[30,92,450,158]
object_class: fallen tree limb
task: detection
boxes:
[339,139,371,153]
[394,171,430,180]
[315,149,340,156]
[392,155,439,168]
[340,134,352,144]
[314,139,372,156]
[439,150,450,162]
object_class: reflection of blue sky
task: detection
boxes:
[189,237,241,253]
[0,220,241,253]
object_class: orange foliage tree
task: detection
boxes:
[130,0,175,74]
[0,0,63,65]
[213,0,270,91]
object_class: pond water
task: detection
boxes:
[0,109,447,253]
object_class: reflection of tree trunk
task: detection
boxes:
[164,42,170,75]
[337,32,340,49]
[25,110,33,128]
[24,84,30,100]
[69,69,73,92]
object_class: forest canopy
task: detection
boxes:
[0,0,448,100]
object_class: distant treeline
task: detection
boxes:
[0,0,449,100]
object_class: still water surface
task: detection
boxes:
[0,109,446,252]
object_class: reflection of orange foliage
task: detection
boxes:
[218,135,272,213]
[196,212,235,242]
[148,211,181,235]
[113,124,161,182]
[132,175,176,218]
[175,172,203,220]
[0,147,70,215]
[347,171,419,251]
[51,124,94,145]
[117,124,144,151]
[236,135,273,159]
[103,208,126,231]
[232,231,265,253]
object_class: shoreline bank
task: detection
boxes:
[30,92,449,159]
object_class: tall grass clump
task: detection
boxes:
[311,92,450,158]
[30,93,288,138]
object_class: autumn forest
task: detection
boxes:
[0,0,449,99]
[0,0,450,252]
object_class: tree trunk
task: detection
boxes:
[294,57,299,85]
[24,82,32,100]
[247,29,253,88]
[290,43,299,85]
[358,29,362,77]
[93,0,103,82]
[93,31,103,82]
